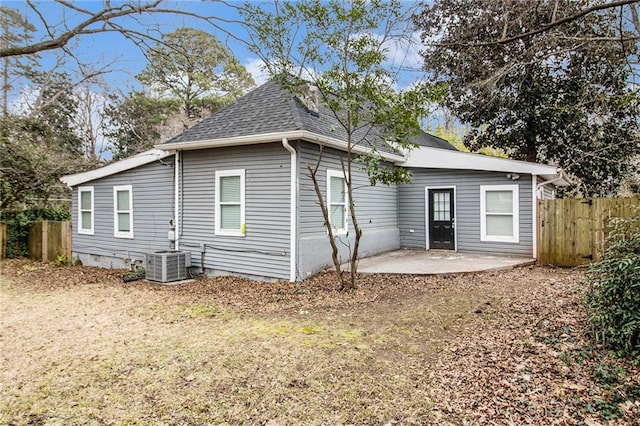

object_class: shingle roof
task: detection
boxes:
[163,80,458,153]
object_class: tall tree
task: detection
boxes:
[0,68,98,210]
[0,115,77,210]
[242,0,444,290]
[104,91,180,160]
[25,69,83,156]
[0,1,242,59]
[415,0,639,196]
[137,27,255,119]
[0,6,37,115]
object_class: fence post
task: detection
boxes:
[42,221,49,263]
[0,223,6,259]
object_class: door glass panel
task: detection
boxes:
[433,191,450,221]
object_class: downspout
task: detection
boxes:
[174,151,180,251]
[282,138,297,282]
[533,171,566,261]
[535,171,565,197]
[532,175,537,260]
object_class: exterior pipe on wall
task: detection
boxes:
[174,151,180,251]
[281,138,297,282]
[532,175,537,260]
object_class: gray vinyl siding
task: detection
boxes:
[297,142,400,278]
[399,169,534,257]
[179,143,290,280]
[537,176,556,200]
[71,159,175,267]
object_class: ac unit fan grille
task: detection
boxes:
[146,250,190,283]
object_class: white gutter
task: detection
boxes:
[281,138,297,282]
[174,151,180,251]
[159,130,406,163]
[61,149,172,187]
[536,173,570,195]
[400,146,568,180]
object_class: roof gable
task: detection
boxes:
[162,80,458,154]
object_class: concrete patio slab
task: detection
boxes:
[350,250,535,275]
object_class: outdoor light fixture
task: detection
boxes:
[506,173,520,180]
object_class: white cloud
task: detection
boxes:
[381,31,424,71]
[244,57,270,86]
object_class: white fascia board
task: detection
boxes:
[159,130,406,163]
[399,146,569,184]
[60,149,173,187]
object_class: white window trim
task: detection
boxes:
[113,185,134,239]
[326,169,348,235]
[480,184,519,243]
[215,169,246,237]
[77,186,94,235]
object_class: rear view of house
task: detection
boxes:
[62,80,568,281]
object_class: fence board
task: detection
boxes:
[0,223,6,259]
[538,197,639,267]
[27,221,72,263]
[28,222,43,262]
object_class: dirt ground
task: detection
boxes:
[1,260,638,425]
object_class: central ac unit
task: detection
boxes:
[146,250,191,283]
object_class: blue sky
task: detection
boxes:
[5,1,269,94]
[4,1,427,100]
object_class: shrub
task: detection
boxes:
[0,207,70,258]
[585,212,640,359]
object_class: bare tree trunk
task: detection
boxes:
[305,147,347,290]
[2,57,8,115]
[342,155,361,290]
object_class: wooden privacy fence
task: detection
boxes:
[27,221,72,263]
[0,223,6,259]
[538,197,639,267]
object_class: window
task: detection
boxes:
[78,186,94,235]
[327,169,347,234]
[113,185,133,238]
[215,169,245,236]
[480,185,519,243]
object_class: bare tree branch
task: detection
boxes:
[1,0,248,58]
[431,0,639,47]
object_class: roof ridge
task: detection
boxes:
[288,94,307,130]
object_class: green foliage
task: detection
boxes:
[0,207,70,258]
[431,124,508,158]
[416,0,640,196]
[242,0,443,289]
[25,70,83,155]
[585,213,640,358]
[137,27,255,118]
[104,92,180,160]
[0,115,81,210]
[52,253,70,267]
[243,0,443,186]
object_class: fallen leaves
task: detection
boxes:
[1,259,638,424]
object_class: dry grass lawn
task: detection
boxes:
[1,260,638,425]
